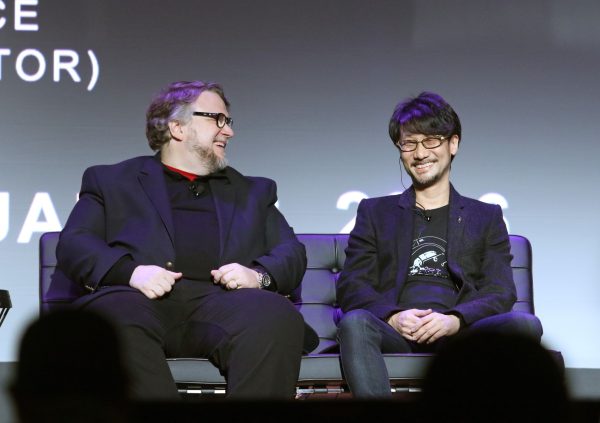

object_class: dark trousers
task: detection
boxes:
[76,279,304,400]
[337,309,543,398]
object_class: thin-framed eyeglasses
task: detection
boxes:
[192,112,233,128]
[396,135,449,152]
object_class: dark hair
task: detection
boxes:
[145,80,229,151]
[388,91,461,147]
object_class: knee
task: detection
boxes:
[476,311,543,342]
[254,293,304,336]
[506,312,543,341]
[337,309,378,341]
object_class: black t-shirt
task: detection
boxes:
[397,205,458,312]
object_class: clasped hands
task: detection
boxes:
[129,263,260,299]
[387,308,460,344]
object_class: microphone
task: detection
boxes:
[415,200,431,222]
[188,181,204,197]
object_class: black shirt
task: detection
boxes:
[163,167,221,282]
[397,205,458,312]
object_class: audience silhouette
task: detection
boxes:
[9,309,577,422]
[421,330,568,422]
[10,309,130,422]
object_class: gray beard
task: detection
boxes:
[196,145,228,173]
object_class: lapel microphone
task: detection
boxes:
[412,207,431,221]
[414,200,432,222]
[188,181,204,197]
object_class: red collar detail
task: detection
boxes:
[164,165,198,181]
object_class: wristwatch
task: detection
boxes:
[256,271,272,290]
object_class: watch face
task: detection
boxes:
[261,273,271,288]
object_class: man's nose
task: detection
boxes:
[413,141,429,158]
[221,123,234,138]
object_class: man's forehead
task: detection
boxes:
[194,90,228,111]
[401,131,427,140]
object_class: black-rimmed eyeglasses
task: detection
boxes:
[396,135,448,152]
[192,112,233,128]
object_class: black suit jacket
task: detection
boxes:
[54,156,319,351]
[336,185,516,326]
[56,155,306,294]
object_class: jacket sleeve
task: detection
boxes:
[56,167,130,291]
[447,205,517,325]
[252,180,307,295]
[336,199,401,320]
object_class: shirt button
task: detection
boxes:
[165,261,174,270]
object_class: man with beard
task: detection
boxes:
[54,81,315,399]
[336,92,543,398]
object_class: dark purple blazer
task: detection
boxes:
[336,185,516,326]
[55,155,307,297]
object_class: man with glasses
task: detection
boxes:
[54,81,316,399]
[336,91,542,398]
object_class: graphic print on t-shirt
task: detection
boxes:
[409,236,449,278]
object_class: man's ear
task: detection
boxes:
[168,120,185,141]
[449,135,460,157]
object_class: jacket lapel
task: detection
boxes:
[447,184,466,276]
[396,188,416,285]
[209,173,236,261]
[138,157,175,248]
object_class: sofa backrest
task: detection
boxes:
[39,232,534,354]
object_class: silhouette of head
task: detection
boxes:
[11,309,130,421]
[422,331,568,423]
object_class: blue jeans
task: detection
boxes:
[337,309,543,398]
